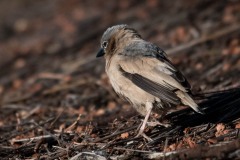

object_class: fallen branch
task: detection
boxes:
[166,23,240,55]
[0,118,55,143]
[11,134,58,144]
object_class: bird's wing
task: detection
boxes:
[118,41,192,105]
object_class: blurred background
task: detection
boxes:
[0,0,240,158]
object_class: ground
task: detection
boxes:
[0,0,240,159]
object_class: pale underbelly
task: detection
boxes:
[108,72,160,115]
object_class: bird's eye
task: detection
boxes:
[102,41,108,49]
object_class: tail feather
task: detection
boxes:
[176,91,204,114]
[165,87,240,126]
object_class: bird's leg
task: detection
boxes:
[136,101,153,137]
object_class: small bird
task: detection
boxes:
[96,24,203,136]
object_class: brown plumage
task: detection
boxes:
[96,24,203,136]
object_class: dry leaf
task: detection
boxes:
[107,101,116,110]
[13,79,23,89]
[121,132,129,139]
[223,129,231,135]
[215,123,226,137]
[208,138,217,144]
[95,109,105,116]
[235,123,240,129]
[184,137,196,148]
[183,127,190,134]
[176,141,184,149]
[169,143,177,151]
[216,123,225,132]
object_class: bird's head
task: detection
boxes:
[96,24,141,58]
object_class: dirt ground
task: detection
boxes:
[0,0,240,159]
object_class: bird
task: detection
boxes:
[96,24,204,137]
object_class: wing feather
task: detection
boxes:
[120,67,181,105]
[121,41,191,92]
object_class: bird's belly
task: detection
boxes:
[107,70,155,115]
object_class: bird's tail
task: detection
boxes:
[166,87,240,126]
[175,91,204,114]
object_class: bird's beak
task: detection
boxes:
[96,48,105,57]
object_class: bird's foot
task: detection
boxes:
[137,133,153,142]
[135,119,171,141]
[135,123,153,141]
